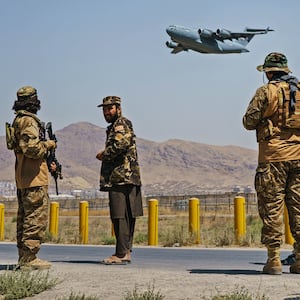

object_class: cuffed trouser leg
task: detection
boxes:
[16,187,49,259]
[255,162,285,248]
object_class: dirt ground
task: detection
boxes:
[1,244,300,300]
[18,261,300,300]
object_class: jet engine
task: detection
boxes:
[198,29,214,38]
[166,41,178,49]
[216,29,231,39]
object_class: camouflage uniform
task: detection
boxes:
[100,115,141,190]
[243,53,300,274]
[98,96,143,261]
[8,86,55,268]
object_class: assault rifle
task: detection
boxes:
[46,122,63,195]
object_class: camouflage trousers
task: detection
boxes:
[255,160,300,249]
[17,186,49,255]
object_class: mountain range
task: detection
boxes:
[0,122,257,196]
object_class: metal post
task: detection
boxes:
[189,198,200,244]
[79,201,89,244]
[284,204,295,245]
[148,199,158,246]
[49,202,59,238]
[0,204,4,241]
[234,196,246,243]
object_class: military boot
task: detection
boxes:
[18,252,51,270]
[25,258,51,270]
[262,247,282,275]
[18,252,36,268]
[290,253,300,274]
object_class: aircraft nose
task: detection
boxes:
[166,25,175,35]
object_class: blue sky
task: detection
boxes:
[2,0,300,150]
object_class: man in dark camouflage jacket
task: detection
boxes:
[96,96,143,264]
[243,53,300,275]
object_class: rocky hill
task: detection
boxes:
[0,122,257,195]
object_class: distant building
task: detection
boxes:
[0,181,16,197]
[49,194,76,201]
[232,185,241,193]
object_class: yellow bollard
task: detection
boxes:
[284,205,295,245]
[79,201,89,244]
[148,199,158,246]
[189,198,200,244]
[49,202,59,238]
[0,204,4,241]
[234,196,246,243]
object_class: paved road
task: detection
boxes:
[0,243,299,300]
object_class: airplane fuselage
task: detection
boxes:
[166,25,250,54]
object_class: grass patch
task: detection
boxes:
[160,221,196,247]
[203,286,269,299]
[124,282,165,300]
[57,292,99,300]
[0,269,58,299]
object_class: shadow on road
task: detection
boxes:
[0,264,18,271]
[50,260,100,264]
[188,269,261,275]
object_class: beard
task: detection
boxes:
[104,112,118,123]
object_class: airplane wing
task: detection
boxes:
[216,27,274,40]
[171,46,185,54]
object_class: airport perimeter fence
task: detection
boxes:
[0,192,264,245]
[1,192,257,216]
[1,191,295,247]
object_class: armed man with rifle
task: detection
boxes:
[6,86,62,269]
[243,53,300,275]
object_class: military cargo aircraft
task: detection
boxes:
[166,25,273,54]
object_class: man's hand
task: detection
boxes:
[45,140,57,150]
[50,161,57,172]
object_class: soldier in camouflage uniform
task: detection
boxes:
[243,53,300,275]
[9,86,56,269]
[96,96,143,264]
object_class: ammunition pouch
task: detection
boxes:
[5,122,16,150]
[256,119,275,142]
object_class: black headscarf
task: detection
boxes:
[12,96,41,114]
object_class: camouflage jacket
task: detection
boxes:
[100,116,141,191]
[12,110,51,188]
[243,83,300,163]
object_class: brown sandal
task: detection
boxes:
[100,255,127,265]
[120,252,131,263]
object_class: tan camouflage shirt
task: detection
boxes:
[13,110,50,188]
[243,82,300,162]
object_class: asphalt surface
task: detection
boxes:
[0,242,299,300]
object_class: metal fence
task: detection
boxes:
[146,192,257,214]
[0,192,257,215]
